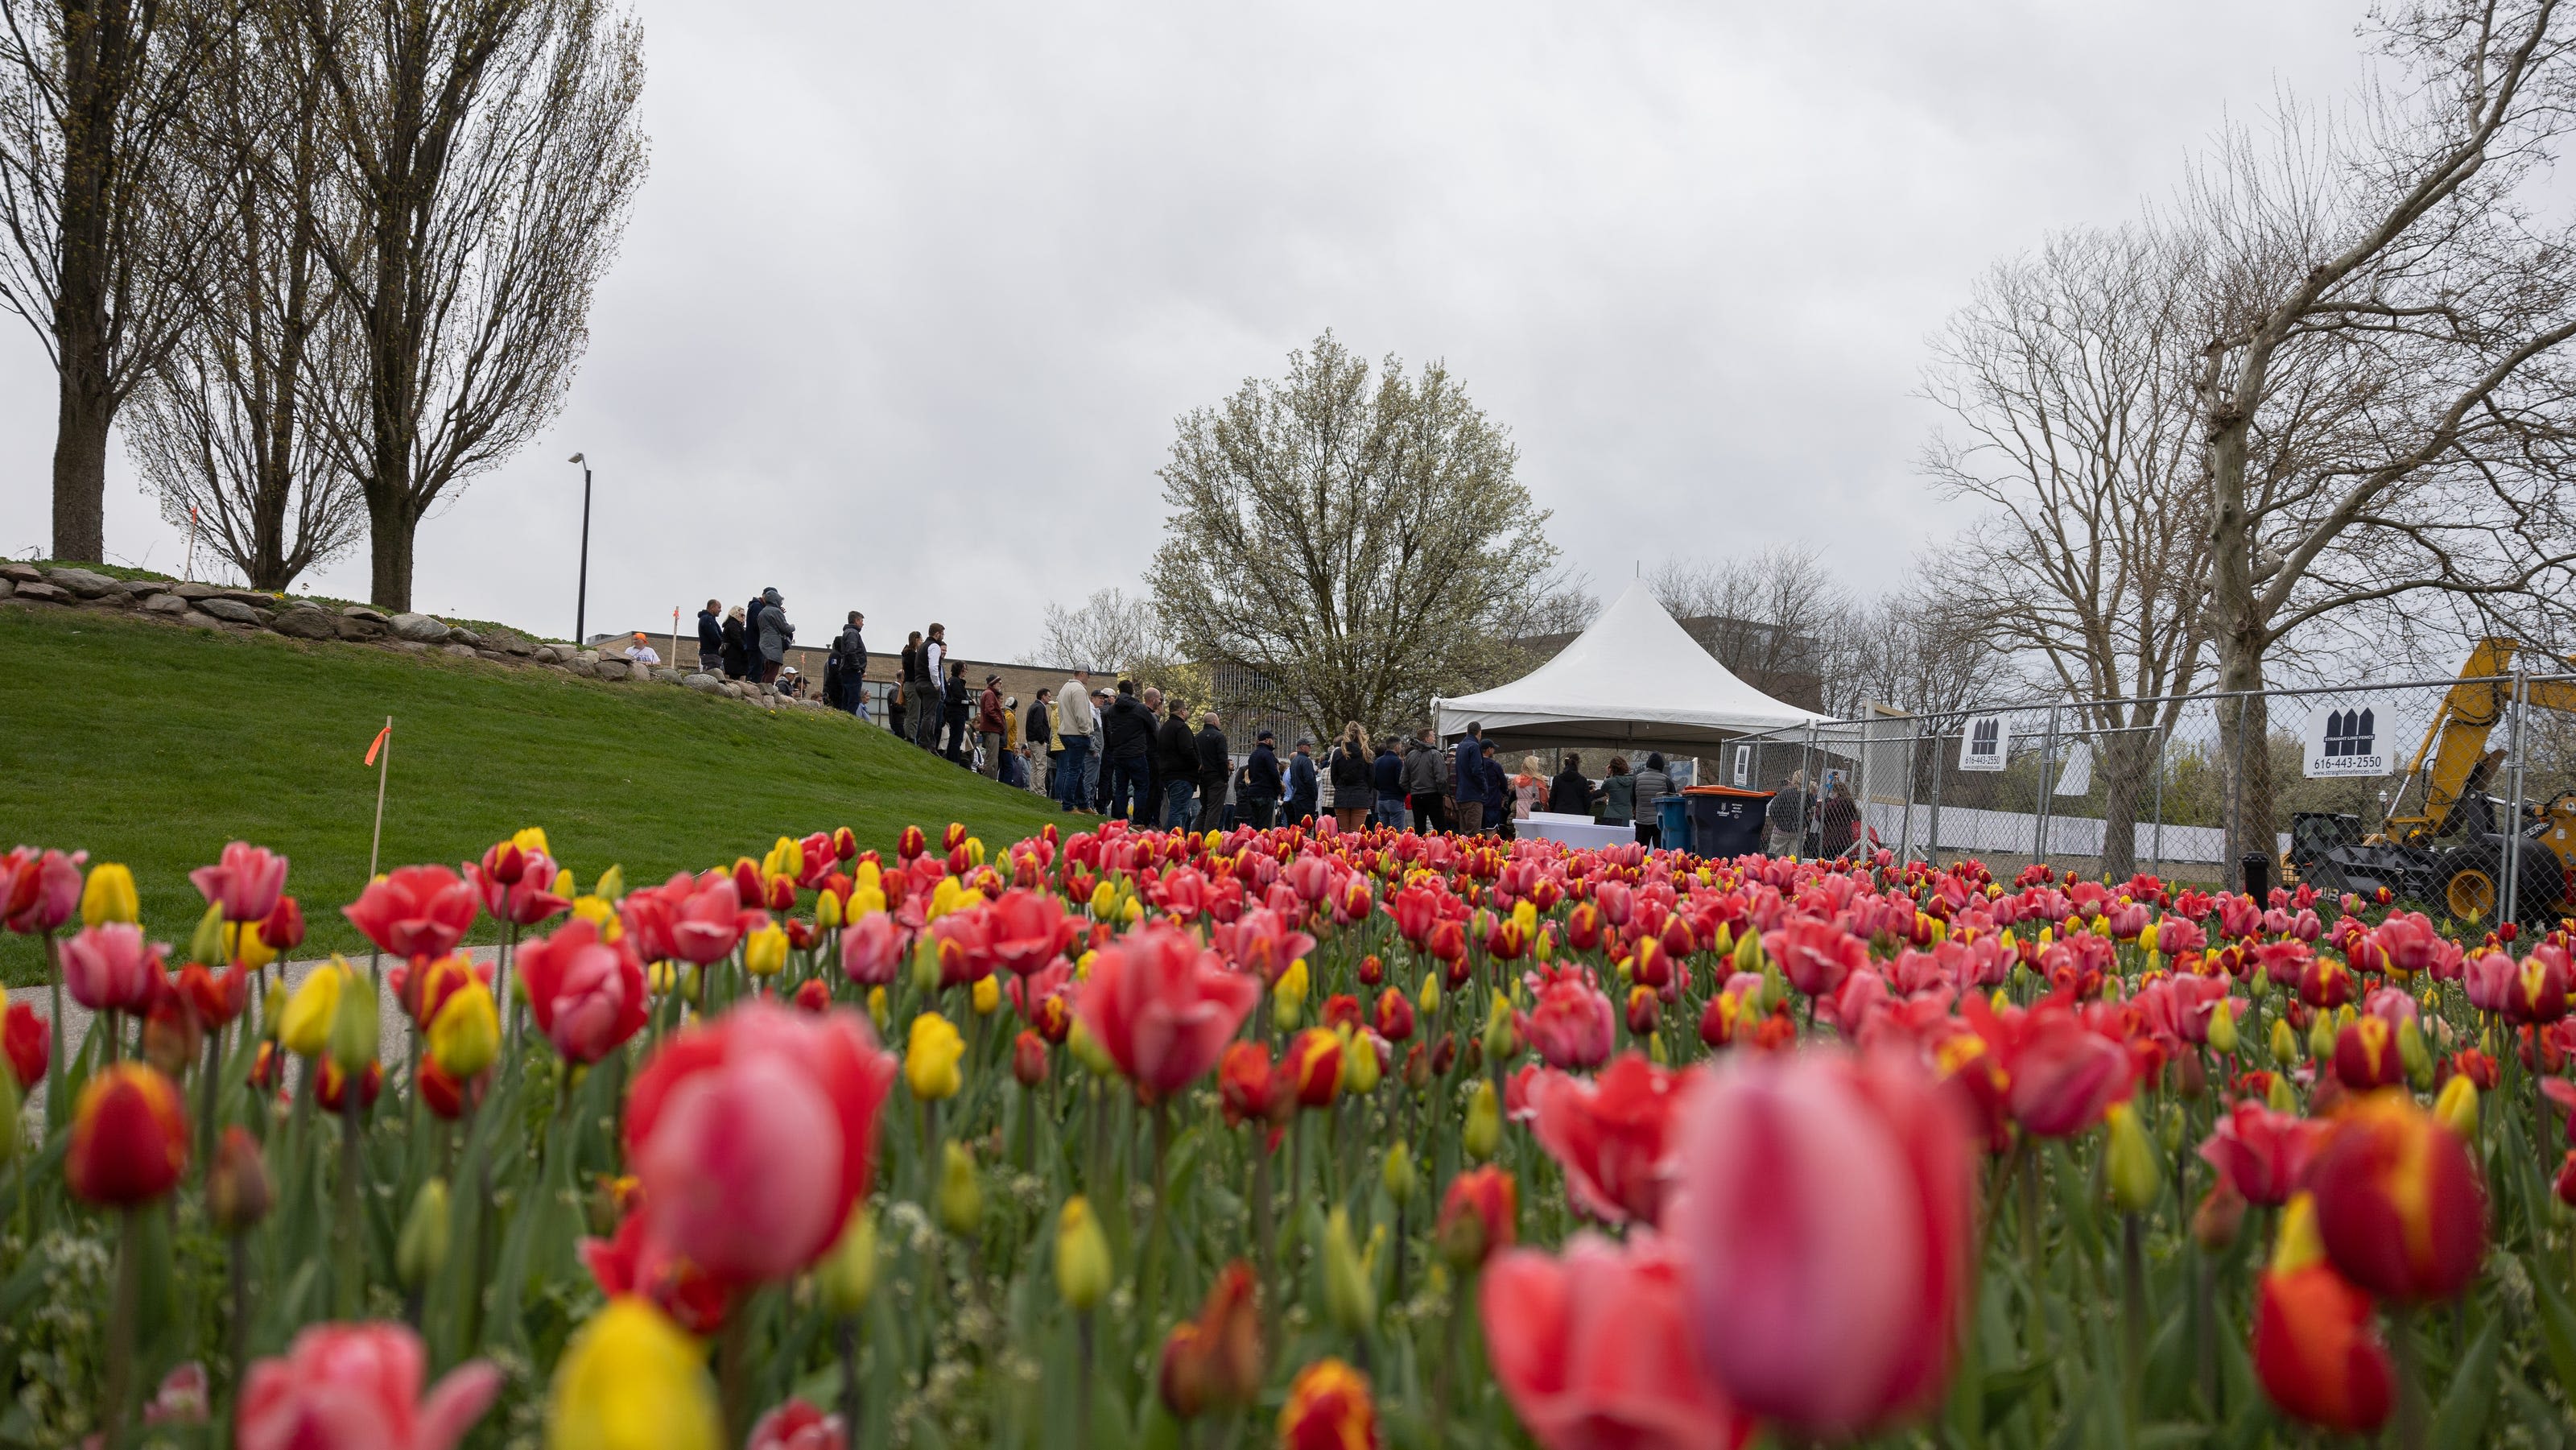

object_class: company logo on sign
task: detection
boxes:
[1959,716,2008,772]
[2302,700,2393,779]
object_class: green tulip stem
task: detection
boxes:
[717,1310,751,1449]
[43,929,64,1132]
[2120,1210,2145,1432]
[1075,1308,1096,1450]
[2390,1305,2429,1450]
[1141,1096,1171,1316]
[101,1208,142,1448]
[227,1228,250,1412]
[334,1084,365,1317]
[836,1313,863,1448]
[198,1026,223,1173]
[1250,1139,1276,1341]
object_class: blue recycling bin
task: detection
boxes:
[1654,795,1690,853]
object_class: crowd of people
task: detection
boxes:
[675,596,1872,853]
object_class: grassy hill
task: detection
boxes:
[0,603,1075,986]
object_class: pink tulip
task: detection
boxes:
[1672,1048,1976,1438]
[985,888,1078,977]
[189,841,291,923]
[463,849,570,928]
[2463,950,2516,1014]
[2,847,85,934]
[1520,967,1616,1072]
[342,866,478,959]
[515,917,648,1063]
[1071,922,1260,1100]
[60,923,169,1012]
[1764,919,1867,1001]
[627,1002,896,1283]
[236,1322,500,1450]
[839,911,906,985]
[1482,1232,1754,1450]
[749,1400,848,1450]
[1527,1055,1692,1225]
[667,871,745,965]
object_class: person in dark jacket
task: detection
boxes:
[1474,740,1507,835]
[1371,738,1406,828]
[1632,752,1674,848]
[1820,778,1863,858]
[1100,680,1156,823]
[754,589,793,684]
[1241,729,1282,828]
[1195,712,1230,831]
[719,605,750,680]
[1026,693,1055,797]
[1286,736,1320,826]
[828,611,866,715]
[941,661,972,763]
[1452,721,1488,833]
[1154,697,1199,828]
[1327,724,1373,833]
[1549,754,1596,816]
[696,600,724,675]
[976,673,1009,777]
[1597,757,1636,825]
[1402,729,1447,833]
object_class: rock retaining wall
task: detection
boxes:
[0,564,836,713]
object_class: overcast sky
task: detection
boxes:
[0,1,2369,658]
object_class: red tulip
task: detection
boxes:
[747,1400,845,1450]
[2,847,85,934]
[1373,987,1415,1043]
[2002,1015,2131,1138]
[176,963,250,1029]
[415,1057,484,1122]
[258,894,306,952]
[1211,907,1315,985]
[1527,1055,1690,1225]
[627,1002,896,1283]
[1012,1029,1048,1086]
[236,1321,501,1450]
[2198,1099,2326,1208]
[2253,1197,2393,1434]
[985,889,1078,977]
[580,1200,732,1335]
[66,1064,190,1206]
[188,841,290,924]
[1436,1164,1519,1270]
[343,866,478,959]
[2556,1150,2576,1208]
[1158,1262,1264,1419]
[1482,1233,1755,1450]
[1278,1359,1380,1450]
[1070,922,1259,1101]
[1764,919,1866,1000]
[2506,944,2573,1025]
[60,923,169,1012]
[316,1060,382,1113]
[2,1001,46,1089]
[838,911,905,985]
[515,918,648,1064]
[2306,1093,2485,1303]
[1218,1041,1286,1128]
[792,978,832,1014]
[1672,1048,1976,1437]
[2330,1018,2405,1090]
[1287,1028,1343,1109]
[464,847,571,928]
[1520,968,1614,1072]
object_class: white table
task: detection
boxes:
[1517,813,1637,849]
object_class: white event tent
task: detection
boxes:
[1432,580,1827,749]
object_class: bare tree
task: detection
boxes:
[2191,0,2576,865]
[1647,545,1852,711]
[0,0,224,561]
[1919,222,2213,876]
[1030,587,1161,675]
[283,0,646,610]
[1834,585,2002,721]
[124,0,362,589]
[1153,331,1559,742]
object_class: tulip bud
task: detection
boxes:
[815,890,844,931]
[1055,1196,1112,1312]
[2434,1073,2479,1140]
[327,963,380,1075]
[1481,992,1520,1064]
[207,1126,273,1232]
[279,965,342,1057]
[1382,1142,1418,1208]
[427,985,499,1082]
[743,926,788,978]
[2157,1102,2186,1157]
[1012,1030,1048,1087]
[1068,1019,1117,1077]
[80,862,138,927]
[815,1209,877,1316]
[936,1142,982,1237]
[2397,1017,2432,1089]
[909,937,940,995]
[866,985,889,1033]
[971,974,1001,1016]
[2267,1071,2301,1115]
[2306,1013,2336,1063]
[1731,928,1764,977]
[2105,1103,2161,1213]
[1320,1208,1377,1333]
[66,1064,189,1206]
[1462,1079,1501,1162]
[906,1013,965,1101]
[1418,971,1440,1019]
[187,903,227,969]
[2268,1017,2299,1068]
[2207,999,2240,1055]
[1435,1164,1517,1271]
[398,1178,452,1289]
[549,1299,722,1450]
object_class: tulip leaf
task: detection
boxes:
[1979,1359,2051,1425]
[2530,1265,2576,1398]
[2430,1311,2499,1450]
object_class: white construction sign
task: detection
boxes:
[1959,716,2008,772]
[2302,700,2395,779]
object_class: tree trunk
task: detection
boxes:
[47,0,130,564]
[366,491,417,612]
[2099,727,2151,883]
[50,373,111,563]
[2202,349,2277,886]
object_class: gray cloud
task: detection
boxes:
[2,0,2363,657]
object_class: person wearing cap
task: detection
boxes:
[976,672,1009,779]
[755,588,793,684]
[1051,668,1093,812]
[623,632,660,667]
[1285,735,1319,827]
[1241,729,1282,828]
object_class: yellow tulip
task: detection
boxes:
[865,985,889,1033]
[1338,1027,1381,1094]
[1088,880,1117,918]
[971,974,1001,1016]
[1055,1196,1112,1311]
[2104,1103,2161,1213]
[427,985,501,1080]
[1462,1080,1501,1161]
[547,1298,720,1450]
[80,862,138,927]
[1276,958,1311,1008]
[223,920,278,971]
[2434,1073,2479,1139]
[279,963,347,1057]
[743,926,788,977]
[512,826,552,858]
[936,1142,983,1235]
[815,891,844,930]
[1067,1019,1116,1076]
[906,1012,964,1100]
[591,865,624,903]
[815,1209,877,1316]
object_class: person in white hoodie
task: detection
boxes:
[1052,668,1096,812]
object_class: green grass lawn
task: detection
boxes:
[0,604,1076,985]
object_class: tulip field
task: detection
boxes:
[3,822,2574,1450]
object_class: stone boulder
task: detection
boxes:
[180,609,225,630]
[651,667,685,685]
[334,613,387,642]
[390,613,451,643]
[391,640,429,655]
[45,567,122,598]
[477,650,510,663]
[566,659,597,677]
[0,562,39,584]
[685,672,724,694]
[172,582,224,601]
[118,579,166,599]
[594,658,630,681]
[196,597,268,626]
[142,592,190,616]
[440,642,478,660]
[339,605,389,624]
[448,626,483,648]
[270,605,339,640]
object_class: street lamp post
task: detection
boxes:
[568,453,592,646]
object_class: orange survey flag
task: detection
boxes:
[364,723,391,766]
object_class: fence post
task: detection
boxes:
[2034,707,2060,874]
[2228,693,2249,875]
[1897,717,1922,864]
[2504,666,2529,932]
[1806,723,1820,857]
[2150,716,2168,878]
[1926,720,1946,870]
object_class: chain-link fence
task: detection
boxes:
[1724,671,2576,930]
